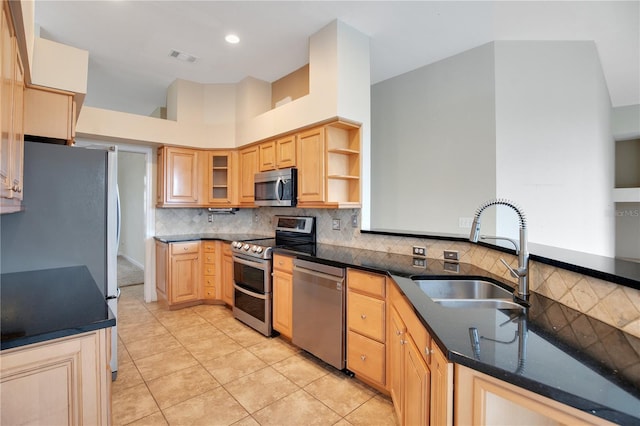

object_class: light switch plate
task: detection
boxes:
[332,219,341,230]
[444,250,459,261]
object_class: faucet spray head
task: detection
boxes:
[469,217,481,243]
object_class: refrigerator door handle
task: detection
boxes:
[106,288,121,300]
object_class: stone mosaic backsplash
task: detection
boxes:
[156,207,640,339]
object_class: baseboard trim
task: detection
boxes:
[118,253,145,271]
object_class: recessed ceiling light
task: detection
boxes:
[225,34,240,44]
[169,49,197,63]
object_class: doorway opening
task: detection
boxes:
[117,151,146,287]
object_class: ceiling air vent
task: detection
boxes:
[169,49,198,63]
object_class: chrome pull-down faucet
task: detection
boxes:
[469,199,530,303]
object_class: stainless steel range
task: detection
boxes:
[231,216,315,336]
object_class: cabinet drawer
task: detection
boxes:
[204,253,216,263]
[203,242,216,253]
[171,242,200,255]
[273,254,293,272]
[348,291,385,342]
[223,244,232,255]
[348,331,385,385]
[203,265,215,275]
[203,286,216,299]
[203,276,215,287]
[348,269,386,298]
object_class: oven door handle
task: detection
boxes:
[232,255,269,269]
[234,283,268,300]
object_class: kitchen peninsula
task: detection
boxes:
[0,266,115,424]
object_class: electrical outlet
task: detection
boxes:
[444,250,459,261]
[351,213,358,228]
[412,246,426,257]
[208,213,214,223]
[412,257,427,268]
[332,218,341,230]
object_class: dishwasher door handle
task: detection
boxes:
[293,265,344,288]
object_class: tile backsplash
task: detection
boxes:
[156,207,640,339]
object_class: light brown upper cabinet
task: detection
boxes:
[238,145,259,206]
[0,3,24,213]
[157,146,200,206]
[23,86,75,143]
[206,150,237,206]
[259,135,297,172]
[297,120,361,208]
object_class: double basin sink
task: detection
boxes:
[413,278,526,312]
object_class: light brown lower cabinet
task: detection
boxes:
[0,329,112,425]
[272,254,294,339]
[346,269,387,390]
[155,240,201,308]
[221,243,234,306]
[454,364,616,426]
[388,281,453,426]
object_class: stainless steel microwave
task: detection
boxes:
[254,168,297,207]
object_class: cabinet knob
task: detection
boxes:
[395,330,402,336]
[360,355,366,361]
[184,247,188,250]
[400,339,407,345]
[360,314,367,319]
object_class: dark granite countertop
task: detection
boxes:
[154,233,272,244]
[1,266,116,351]
[278,243,640,425]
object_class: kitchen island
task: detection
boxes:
[0,266,115,425]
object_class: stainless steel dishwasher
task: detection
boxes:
[292,258,346,370]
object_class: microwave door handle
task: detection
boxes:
[276,177,284,201]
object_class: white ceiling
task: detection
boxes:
[34,1,639,116]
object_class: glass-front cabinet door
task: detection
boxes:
[207,151,235,205]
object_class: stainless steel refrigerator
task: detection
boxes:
[0,140,119,378]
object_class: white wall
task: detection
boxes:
[117,151,146,266]
[370,43,497,235]
[494,41,614,256]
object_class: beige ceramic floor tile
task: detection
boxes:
[111,383,159,425]
[224,366,299,413]
[162,387,249,426]
[201,348,267,385]
[154,310,210,332]
[333,419,354,426]
[118,337,133,366]
[134,347,199,382]
[224,326,267,347]
[124,411,168,426]
[344,395,398,426]
[272,352,331,387]
[252,389,342,425]
[182,333,242,362]
[147,365,220,409]
[192,304,233,323]
[118,321,171,345]
[304,372,376,417]
[231,415,260,426]
[246,338,300,365]
[125,333,183,361]
[216,317,252,334]
[112,362,144,394]
[171,322,224,345]
[144,301,163,312]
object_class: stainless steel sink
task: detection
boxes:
[414,279,513,300]
[413,279,525,311]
